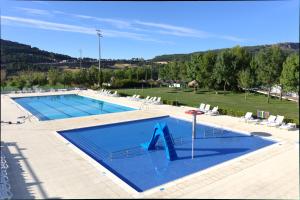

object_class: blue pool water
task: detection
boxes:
[58,116,275,192]
[13,94,135,121]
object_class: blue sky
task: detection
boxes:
[1,0,299,59]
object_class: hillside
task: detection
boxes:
[1,39,74,64]
[151,42,299,62]
[1,39,298,74]
[0,39,148,74]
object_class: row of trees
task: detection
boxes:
[2,45,298,104]
[158,45,299,103]
[3,65,160,90]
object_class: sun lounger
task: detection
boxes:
[206,106,219,116]
[111,91,119,97]
[145,96,154,103]
[147,96,157,103]
[260,115,276,125]
[153,97,162,105]
[198,103,205,112]
[204,104,210,113]
[127,94,136,100]
[142,96,150,102]
[279,123,297,130]
[240,112,253,122]
[267,115,284,127]
[132,95,141,101]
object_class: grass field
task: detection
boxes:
[117,87,299,124]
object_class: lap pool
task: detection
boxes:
[58,116,275,192]
[13,94,135,121]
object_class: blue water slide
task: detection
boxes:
[141,123,178,161]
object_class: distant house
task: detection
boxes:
[271,84,282,94]
[154,61,168,64]
[169,83,181,88]
[59,60,67,63]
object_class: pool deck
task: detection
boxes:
[1,89,299,199]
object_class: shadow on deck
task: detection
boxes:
[1,141,60,199]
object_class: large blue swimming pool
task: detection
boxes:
[58,116,275,192]
[13,94,135,121]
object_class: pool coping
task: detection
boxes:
[53,115,281,197]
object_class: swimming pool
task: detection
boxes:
[13,94,135,121]
[58,116,275,192]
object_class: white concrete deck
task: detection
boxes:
[1,90,299,199]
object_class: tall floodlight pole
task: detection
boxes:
[96,29,102,87]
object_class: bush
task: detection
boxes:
[284,118,299,126]
[218,108,246,117]
[111,79,149,89]
[162,99,179,106]
[117,92,129,97]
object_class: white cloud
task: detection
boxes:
[11,8,246,42]
[134,20,245,42]
[1,15,171,44]
[16,7,52,16]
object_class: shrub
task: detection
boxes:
[162,99,179,106]
[219,108,246,117]
[284,118,299,126]
[111,79,149,89]
[117,92,129,97]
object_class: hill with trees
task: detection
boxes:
[151,42,299,62]
[0,39,149,75]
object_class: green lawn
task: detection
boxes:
[117,87,299,124]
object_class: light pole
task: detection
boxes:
[96,29,102,87]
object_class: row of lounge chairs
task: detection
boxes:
[198,103,219,116]
[98,89,119,97]
[126,94,162,105]
[5,87,83,94]
[240,112,296,130]
[0,155,12,199]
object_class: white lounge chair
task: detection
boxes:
[279,123,297,130]
[127,94,136,100]
[111,91,118,97]
[145,96,154,103]
[204,104,210,113]
[268,115,284,127]
[260,115,277,125]
[153,97,162,105]
[142,96,150,102]
[152,97,158,103]
[240,112,253,122]
[132,95,141,101]
[199,103,205,112]
[206,106,219,116]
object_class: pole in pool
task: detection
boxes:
[192,112,196,159]
[185,110,204,160]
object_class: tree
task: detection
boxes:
[238,69,254,100]
[32,72,47,86]
[196,52,217,89]
[88,66,99,86]
[1,69,7,90]
[231,46,251,90]
[213,50,235,94]
[186,55,199,82]
[179,62,188,83]
[280,53,299,95]
[169,62,180,81]
[61,71,73,87]
[256,45,285,103]
[48,69,60,85]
